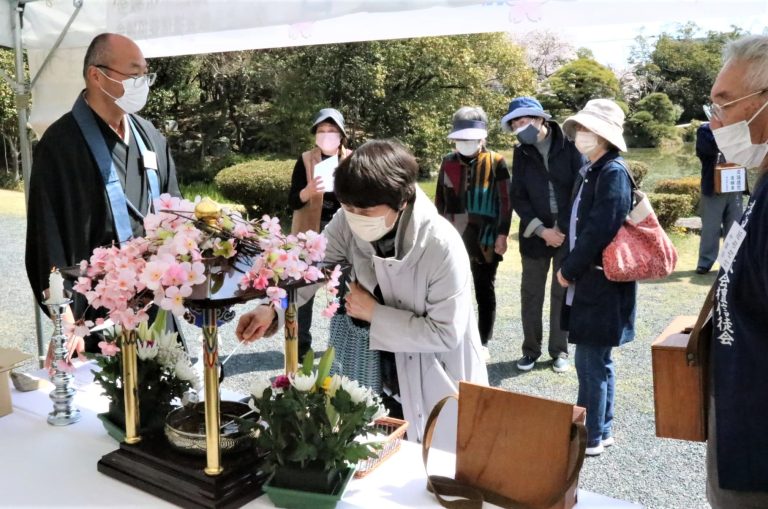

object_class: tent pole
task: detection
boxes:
[10,0,45,366]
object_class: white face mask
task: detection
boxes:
[316,132,342,155]
[455,140,483,157]
[98,69,150,114]
[712,99,768,168]
[344,208,398,242]
[574,131,599,156]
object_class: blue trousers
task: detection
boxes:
[575,344,615,447]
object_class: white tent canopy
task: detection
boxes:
[3,0,768,135]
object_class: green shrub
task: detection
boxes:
[648,192,694,230]
[680,119,702,143]
[654,176,700,213]
[215,159,295,222]
[624,159,649,188]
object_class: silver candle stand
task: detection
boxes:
[43,292,81,426]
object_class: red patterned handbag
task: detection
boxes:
[602,163,678,282]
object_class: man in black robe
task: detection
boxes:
[25,33,180,354]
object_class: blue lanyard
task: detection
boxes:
[71,94,133,243]
[127,116,161,211]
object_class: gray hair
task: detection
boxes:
[723,34,768,90]
[452,106,488,125]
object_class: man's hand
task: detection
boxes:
[344,281,377,323]
[541,227,565,248]
[494,235,508,256]
[299,176,326,203]
[556,269,570,288]
[236,304,277,342]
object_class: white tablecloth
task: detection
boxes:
[0,365,641,508]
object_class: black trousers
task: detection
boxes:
[471,259,499,345]
[297,294,314,357]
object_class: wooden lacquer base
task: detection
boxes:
[97,437,268,509]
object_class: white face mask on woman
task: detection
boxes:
[316,132,342,155]
[455,140,483,157]
[98,69,150,114]
[574,131,599,156]
[344,208,398,242]
[712,99,768,168]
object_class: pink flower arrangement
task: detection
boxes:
[71,194,342,336]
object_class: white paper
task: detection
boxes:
[718,166,746,193]
[313,155,338,193]
[718,222,747,273]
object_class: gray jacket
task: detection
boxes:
[317,187,488,447]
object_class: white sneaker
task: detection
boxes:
[480,346,491,363]
[585,443,604,456]
[601,436,615,448]
[552,357,570,373]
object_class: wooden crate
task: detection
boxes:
[651,315,707,442]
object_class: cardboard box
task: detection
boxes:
[0,348,33,417]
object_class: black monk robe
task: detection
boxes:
[25,94,180,328]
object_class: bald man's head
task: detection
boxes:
[82,33,143,80]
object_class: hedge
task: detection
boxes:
[654,176,700,214]
[214,159,295,222]
[624,159,649,188]
[648,192,694,230]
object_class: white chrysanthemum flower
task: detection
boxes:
[174,358,200,391]
[156,331,181,367]
[251,378,272,399]
[291,371,317,392]
[136,339,158,361]
[340,376,368,404]
[371,401,388,422]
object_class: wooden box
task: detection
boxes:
[651,315,707,441]
[714,163,746,194]
[456,382,585,509]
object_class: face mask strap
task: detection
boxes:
[747,95,768,125]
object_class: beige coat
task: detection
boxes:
[316,187,488,449]
[290,146,351,235]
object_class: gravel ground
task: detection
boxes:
[2,208,713,509]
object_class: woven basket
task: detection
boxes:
[355,417,409,478]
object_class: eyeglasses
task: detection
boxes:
[95,64,157,88]
[704,88,768,122]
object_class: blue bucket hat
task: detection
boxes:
[311,108,347,137]
[500,97,551,132]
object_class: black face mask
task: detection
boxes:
[516,123,540,145]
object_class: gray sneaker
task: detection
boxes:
[516,355,536,371]
[552,357,570,373]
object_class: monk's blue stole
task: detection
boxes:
[71,94,133,243]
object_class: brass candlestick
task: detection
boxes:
[284,288,298,374]
[44,292,81,426]
[121,330,141,444]
[202,307,223,476]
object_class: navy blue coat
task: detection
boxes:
[560,151,637,346]
[510,121,584,258]
[696,123,719,196]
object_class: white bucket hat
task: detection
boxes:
[563,99,627,152]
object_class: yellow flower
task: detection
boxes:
[321,376,332,392]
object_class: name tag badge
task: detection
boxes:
[717,222,747,273]
[142,151,158,170]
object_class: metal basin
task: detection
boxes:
[164,401,259,456]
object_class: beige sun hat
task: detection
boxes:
[563,99,627,152]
